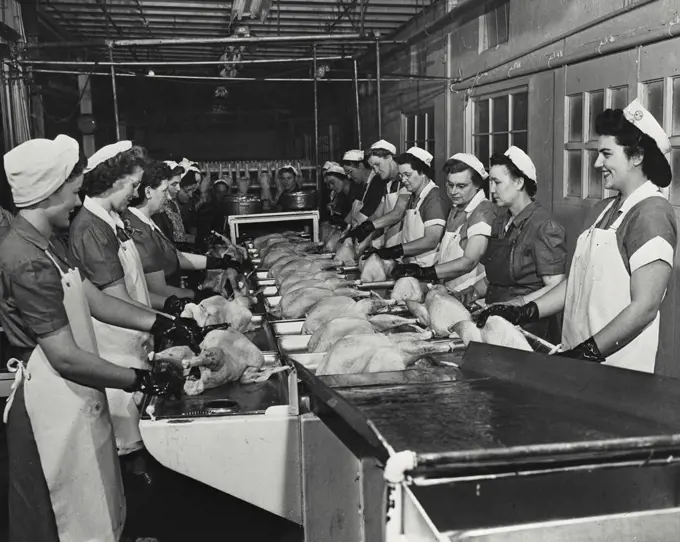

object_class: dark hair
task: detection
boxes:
[443,158,485,189]
[171,165,185,177]
[83,145,149,197]
[66,150,88,183]
[367,148,393,160]
[595,108,671,188]
[180,170,200,188]
[130,160,171,207]
[342,156,370,169]
[395,152,433,178]
[324,170,348,181]
[489,153,538,198]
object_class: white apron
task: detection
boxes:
[3,251,125,542]
[401,181,440,267]
[561,194,665,373]
[349,171,385,249]
[84,197,153,455]
[437,225,487,292]
[382,179,404,248]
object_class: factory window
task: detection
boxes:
[564,86,628,199]
[479,0,509,52]
[471,89,528,167]
[410,44,426,76]
[402,107,435,154]
[642,77,680,205]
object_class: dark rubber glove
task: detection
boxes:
[347,221,375,242]
[556,337,605,363]
[163,295,192,317]
[126,366,184,398]
[375,244,404,261]
[206,255,240,271]
[476,302,540,328]
[151,315,204,353]
[391,263,438,281]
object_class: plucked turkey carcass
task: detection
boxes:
[276,287,334,319]
[152,345,194,371]
[424,291,472,337]
[359,254,396,282]
[302,296,358,334]
[253,232,303,249]
[320,222,335,244]
[368,313,419,332]
[324,229,344,253]
[182,328,265,395]
[181,295,253,332]
[316,334,458,376]
[334,238,356,265]
[452,320,483,346]
[307,317,376,353]
[480,316,533,351]
[276,259,336,285]
[390,277,424,302]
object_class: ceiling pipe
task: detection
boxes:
[20,56,348,67]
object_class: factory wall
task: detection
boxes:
[370,0,680,377]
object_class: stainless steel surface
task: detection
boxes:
[278,334,311,354]
[286,352,324,371]
[265,296,282,309]
[279,191,318,211]
[271,320,305,335]
[256,278,276,287]
[259,286,279,297]
[318,365,462,389]
[221,196,264,215]
[255,271,271,280]
[357,280,395,289]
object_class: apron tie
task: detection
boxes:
[3,358,30,424]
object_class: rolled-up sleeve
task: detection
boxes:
[467,202,496,238]
[13,259,69,336]
[70,226,124,288]
[421,190,448,229]
[533,220,567,276]
[624,200,677,273]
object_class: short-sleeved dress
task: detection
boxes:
[402,182,448,266]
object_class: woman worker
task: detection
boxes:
[346,140,411,249]
[392,153,497,302]
[342,149,386,231]
[124,160,241,311]
[274,164,302,207]
[153,161,191,245]
[0,135,191,542]
[478,102,677,372]
[474,146,568,340]
[326,163,360,225]
[368,147,447,266]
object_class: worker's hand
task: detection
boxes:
[345,221,375,242]
[475,302,539,328]
[127,366,184,398]
[206,255,240,271]
[451,286,480,311]
[555,337,605,363]
[391,263,438,281]
[374,244,404,261]
[151,315,204,353]
[162,295,192,317]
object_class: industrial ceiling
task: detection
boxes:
[35,0,436,75]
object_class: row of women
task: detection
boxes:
[334,99,676,374]
[0,140,244,540]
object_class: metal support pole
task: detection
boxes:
[375,38,382,138]
[353,59,362,148]
[313,46,320,197]
[109,46,121,141]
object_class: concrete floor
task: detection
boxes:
[0,397,303,542]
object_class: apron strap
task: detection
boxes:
[3,358,30,424]
[43,249,67,279]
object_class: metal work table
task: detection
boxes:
[227,210,320,244]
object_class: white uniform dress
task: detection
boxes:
[401,181,448,267]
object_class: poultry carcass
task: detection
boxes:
[452,320,483,346]
[302,296,358,334]
[276,259,336,285]
[183,328,265,395]
[152,345,194,371]
[390,277,424,302]
[359,254,396,282]
[253,232,301,249]
[181,295,253,332]
[424,291,472,337]
[348,298,399,317]
[368,314,419,332]
[316,334,458,375]
[480,316,533,351]
[334,238,356,265]
[307,317,376,353]
[276,287,334,319]
[406,300,430,327]
[324,229,344,253]
[320,222,335,244]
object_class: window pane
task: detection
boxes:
[610,86,628,111]
[475,100,490,134]
[492,133,509,154]
[673,78,680,136]
[512,92,528,130]
[588,91,604,141]
[566,150,582,197]
[474,135,490,167]
[587,150,603,199]
[496,2,509,45]
[644,80,664,124]
[417,112,427,144]
[568,94,583,142]
[404,116,415,144]
[492,95,509,132]
[671,149,680,206]
[512,131,528,152]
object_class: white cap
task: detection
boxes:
[324,163,347,177]
[164,160,179,170]
[4,135,80,208]
[450,152,488,180]
[86,141,132,174]
[179,157,200,174]
[278,164,298,176]
[343,149,364,162]
[405,146,433,167]
[322,161,335,172]
[504,146,537,182]
[623,99,671,156]
[370,139,397,155]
